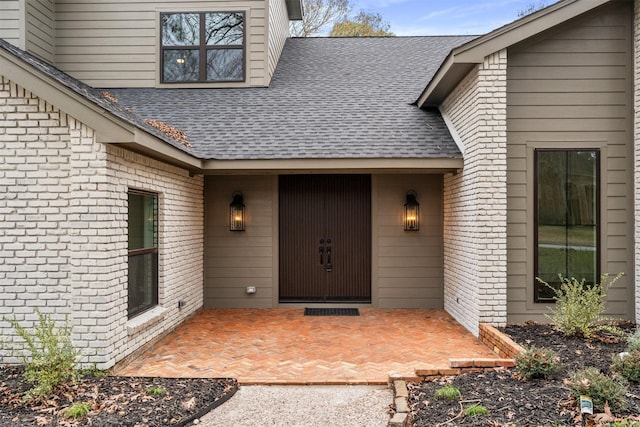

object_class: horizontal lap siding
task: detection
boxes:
[25,0,55,63]
[203,175,275,308]
[0,0,23,48]
[506,2,634,322]
[375,174,444,309]
[267,0,289,81]
[54,0,268,87]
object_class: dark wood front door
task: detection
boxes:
[279,175,371,302]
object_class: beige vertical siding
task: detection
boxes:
[267,0,289,80]
[54,0,268,87]
[0,0,24,49]
[204,175,275,308]
[506,2,634,322]
[25,0,55,63]
[375,174,444,309]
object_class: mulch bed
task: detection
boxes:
[409,322,640,426]
[0,365,237,426]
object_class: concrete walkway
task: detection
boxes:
[117,308,498,384]
[193,385,393,427]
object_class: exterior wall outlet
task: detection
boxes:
[246,286,256,294]
[178,300,186,308]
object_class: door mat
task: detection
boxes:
[304,308,360,316]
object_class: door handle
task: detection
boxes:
[319,247,324,265]
[326,246,332,272]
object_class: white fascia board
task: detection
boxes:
[201,157,464,174]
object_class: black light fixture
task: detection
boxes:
[229,192,245,231]
[404,190,420,231]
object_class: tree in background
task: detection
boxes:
[329,10,394,37]
[518,1,549,17]
[290,0,352,37]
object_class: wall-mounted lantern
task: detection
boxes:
[230,192,245,231]
[404,190,420,231]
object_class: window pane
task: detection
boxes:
[163,49,199,82]
[207,49,243,81]
[205,13,244,46]
[162,13,200,46]
[128,253,158,317]
[128,192,157,250]
[536,150,598,300]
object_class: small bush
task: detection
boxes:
[463,404,489,417]
[611,350,640,383]
[6,310,80,398]
[63,402,91,420]
[537,273,623,338]
[434,385,461,401]
[567,368,628,412]
[148,386,166,396]
[627,329,640,352]
[603,421,640,427]
[515,346,560,379]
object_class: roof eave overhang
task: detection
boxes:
[417,0,614,107]
[200,157,464,175]
[285,0,304,20]
[0,46,203,173]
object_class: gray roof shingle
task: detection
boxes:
[110,36,475,161]
[0,38,198,155]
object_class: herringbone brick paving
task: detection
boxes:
[117,309,498,384]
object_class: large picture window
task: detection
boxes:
[161,12,245,83]
[534,149,600,301]
[128,190,158,318]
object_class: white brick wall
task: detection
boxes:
[0,75,204,368]
[441,50,508,335]
[635,0,640,324]
[0,77,73,362]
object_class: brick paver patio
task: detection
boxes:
[115,308,499,384]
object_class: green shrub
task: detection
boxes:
[6,310,80,398]
[567,368,628,412]
[463,404,489,417]
[537,273,623,338]
[434,385,461,401]
[603,421,640,427]
[611,349,640,383]
[627,329,640,352]
[147,386,166,396]
[63,402,91,419]
[515,346,560,379]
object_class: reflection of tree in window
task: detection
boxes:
[535,150,599,301]
[162,13,199,45]
[163,50,199,82]
[206,13,243,45]
[161,12,244,83]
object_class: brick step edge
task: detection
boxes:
[388,379,410,427]
[479,323,525,359]
[413,364,512,378]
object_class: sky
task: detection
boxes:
[352,0,550,36]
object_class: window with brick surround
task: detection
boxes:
[161,12,245,83]
[534,149,600,302]
[128,190,159,318]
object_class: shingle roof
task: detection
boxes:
[0,38,198,155]
[110,36,475,161]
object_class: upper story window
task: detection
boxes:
[161,12,245,83]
